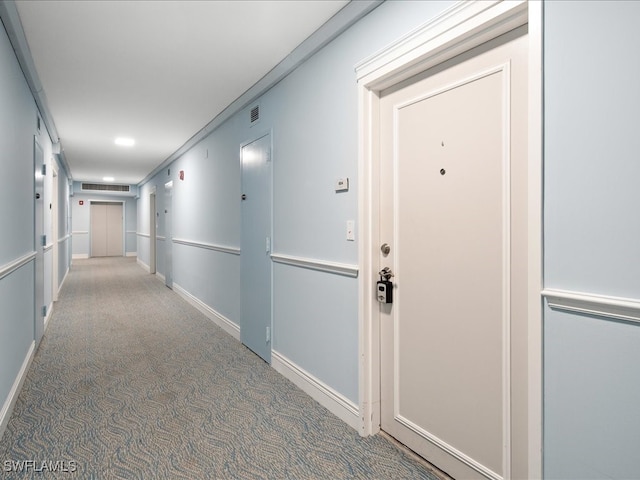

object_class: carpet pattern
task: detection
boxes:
[0,257,441,479]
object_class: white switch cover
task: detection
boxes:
[335,178,349,192]
[346,220,355,241]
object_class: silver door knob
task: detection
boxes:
[380,243,391,255]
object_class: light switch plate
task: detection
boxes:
[346,220,355,241]
[335,178,349,192]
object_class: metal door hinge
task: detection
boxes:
[41,305,47,317]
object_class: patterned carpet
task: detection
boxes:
[0,257,442,479]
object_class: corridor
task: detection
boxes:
[0,258,442,479]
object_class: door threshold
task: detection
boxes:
[380,430,454,480]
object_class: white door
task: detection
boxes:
[379,29,528,480]
[240,133,272,363]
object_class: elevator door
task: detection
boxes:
[90,202,123,257]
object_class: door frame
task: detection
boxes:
[52,161,59,301]
[355,1,542,477]
[149,188,157,274]
[34,136,45,345]
[164,181,173,288]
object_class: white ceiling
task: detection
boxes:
[15,0,350,185]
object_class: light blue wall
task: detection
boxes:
[138,0,455,405]
[543,1,640,477]
[137,118,243,323]
[71,188,138,257]
[0,17,39,410]
[0,17,71,421]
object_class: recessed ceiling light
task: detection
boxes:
[103,176,115,182]
[114,137,135,147]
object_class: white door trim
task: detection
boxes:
[52,161,59,302]
[355,1,542,478]
[149,189,157,274]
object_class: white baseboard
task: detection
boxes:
[136,258,150,272]
[172,283,240,340]
[44,302,54,331]
[0,341,35,441]
[126,252,137,257]
[156,272,165,282]
[271,351,360,431]
[72,254,89,260]
[58,266,69,293]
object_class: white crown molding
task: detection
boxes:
[138,1,383,187]
[355,0,527,90]
[0,1,72,178]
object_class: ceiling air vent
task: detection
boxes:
[82,183,130,192]
[250,104,260,125]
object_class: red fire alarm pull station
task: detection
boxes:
[79,200,84,205]
[179,170,184,181]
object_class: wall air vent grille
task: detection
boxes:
[250,105,260,124]
[82,183,130,192]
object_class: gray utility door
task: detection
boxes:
[34,138,45,345]
[241,133,272,363]
[90,202,123,257]
[164,181,173,289]
[379,28,529,479]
